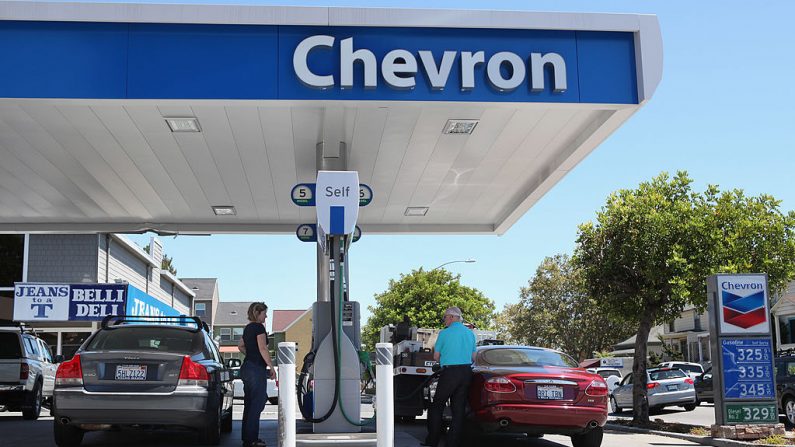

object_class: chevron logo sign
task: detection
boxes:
[718,275,769,335]
[722,290,767,329]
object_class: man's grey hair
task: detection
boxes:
[444,306,463,319]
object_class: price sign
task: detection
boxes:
[291,184,316,206]
[296,224,317,242]
[359,184,373,207]
[726,404,778,423]
[721,338,774,400]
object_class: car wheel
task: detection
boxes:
[785,398,795,425]
[610,396,622,414]
[571,426,603,447]
[684,404,697,412]
[22,381,42,420]
[268,397,279,405]
[198,401,222,445]
[53,418,84,447]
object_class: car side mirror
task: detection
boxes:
[704,373,712,381]
[226,358,242,368]
[53,354,64,364]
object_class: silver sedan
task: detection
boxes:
[610,367,697,413]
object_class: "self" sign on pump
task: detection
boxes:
[315,171,360,236]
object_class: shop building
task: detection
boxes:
[0,233,195,358]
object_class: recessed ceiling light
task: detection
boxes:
[165,117,201,133]
[404,207,429,217]
[442,119,478,135]
[212,206,236,216]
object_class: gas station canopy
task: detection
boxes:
[0,2,662,235]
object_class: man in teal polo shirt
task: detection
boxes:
[424,306,476,447]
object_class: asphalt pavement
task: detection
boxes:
[0,403,702,447]
[610,403,717,427]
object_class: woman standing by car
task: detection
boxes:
[238,302,276,447]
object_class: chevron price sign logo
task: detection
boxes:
[718,275,769,335]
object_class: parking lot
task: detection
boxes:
[0,403,702,447]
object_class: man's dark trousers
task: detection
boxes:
[426,365,472,447]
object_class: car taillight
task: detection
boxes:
[55,355,83,386]
[179,355,209,387]
[20,363,29,380]
[685,378,694,385]
[585,379,608,397]
[647,382,659,390]
[484,377,516,393]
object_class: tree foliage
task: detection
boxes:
[143,244,178,276]
[496,254,635,362]
[575,171,795,424]
[362,268,495,350]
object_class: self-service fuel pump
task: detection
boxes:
[295,169,373,434]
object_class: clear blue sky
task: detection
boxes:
[125,0,795,329]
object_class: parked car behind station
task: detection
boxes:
[52,316,234,447]
[657,361,705,380]
[611,367,697,414]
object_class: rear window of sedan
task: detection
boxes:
[86,327,202,354]
[481,348,578,368]
[649,369,687,380]
[0,332,21,358]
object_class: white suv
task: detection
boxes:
[657,361,704,380]
[0,322,58,419]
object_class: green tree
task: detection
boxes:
[497,254,635,362]
[575,171,795,424]
[362,268,495,350]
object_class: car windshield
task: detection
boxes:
[0,332,21,359]
[481,348,578,368]
[86,327,201,354]
[597,370,620,379]
[649,369,687,380]
[673,364,703,374]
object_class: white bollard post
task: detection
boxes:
[376,343,394,447]
[277,342,296,447]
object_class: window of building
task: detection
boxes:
[233,327,244,341]
[694,313,702,332]
[779,315,795,345]
[220,327,231,341]
[0,235,24,289]
[669,321,675,332]
[195,302,206,317]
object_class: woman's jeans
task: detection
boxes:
[241,363,269,443]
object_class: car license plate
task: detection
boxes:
[115,365,147,381]
[537,385,564,400]
[667,384,678,392]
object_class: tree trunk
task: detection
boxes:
[632,310,655,424]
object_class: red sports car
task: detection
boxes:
[467,345,608,447]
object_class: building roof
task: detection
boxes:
[214,302,250,326]
[613,325,664,350]
[180,278,217,301]
[272,310,307,333]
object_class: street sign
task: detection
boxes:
[315,171,359,236]
[296,224,317,242]
[359,184,373,207]
[292,183,372,207]
[291,183,316,206]
[721,338,774,400]
[600,358,624,368]
[726,403,778,424]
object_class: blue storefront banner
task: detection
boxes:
[125,285,181,318]
[0,22,637,104]
[13,282,181,322]
[721,338,775,400]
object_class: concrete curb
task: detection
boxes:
[605,423,788,447]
